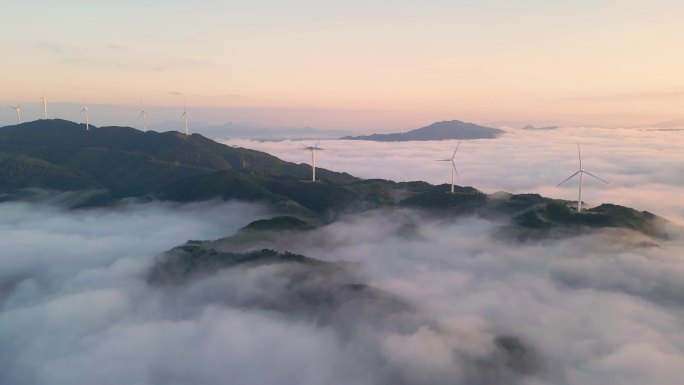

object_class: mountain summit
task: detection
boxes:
[341,120,505,141]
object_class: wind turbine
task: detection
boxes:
[302,140,324,181]
[436,140,461,193]
[556,142,609,212]
[81,97,90,130]
[8,102,22,123]
[180,97,188,135]
[138,98,148,132]
[39,92,48,119]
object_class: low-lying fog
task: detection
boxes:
[1,197,683,384]
[1,125,682,384]
[221,125,684,224]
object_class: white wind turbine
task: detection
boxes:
[436,140,461,193]
[556,142,609,212]
[138,98,148,132]
[180,97,188,135]
[39,92,48,119]
[81,97,90,130]
[302,140,324,181]
[8,102,22,123]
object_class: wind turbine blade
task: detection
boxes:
[139,111,144,119]
[583,170,609,184]
[556,170,581,187]
[434,159,451,161]
[315,140,321,147]
[452,139,462,159]
[17,102,22,108]
[577,141,582,169]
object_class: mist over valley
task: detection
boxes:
[0,117,681,384]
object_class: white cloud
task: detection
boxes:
[221,126,684,224]
[2,199,683,384]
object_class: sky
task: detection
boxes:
[2,0,684,129]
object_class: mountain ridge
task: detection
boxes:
[341,120,506,141]
[0,119,670,238]
[0,119,357,200]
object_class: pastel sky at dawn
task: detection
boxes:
[2,0,683,129]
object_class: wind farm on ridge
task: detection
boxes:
[2,92,612,214]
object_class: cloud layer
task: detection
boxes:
[221,126,684,223]
[1,197,683,384]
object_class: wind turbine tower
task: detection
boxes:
[556,142,609,212]
[40,93,48,119]
[436,140,461,193]
[138,99,148,132]
[180,98,188,135]
[81,97,90,130]
[302,141,324,181]
[8,102,22,123]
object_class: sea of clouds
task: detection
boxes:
[1,126,683,384]
[221,126,684,224]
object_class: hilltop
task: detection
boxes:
[341,120,506,141]
[0,119,670,238]
[0,119,356,204]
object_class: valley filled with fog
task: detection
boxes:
[1,126,683,385]
[222,126,684,224]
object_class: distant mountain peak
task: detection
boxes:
[520,124,558,131]
[649,118,684,129]
[341,119,505,142]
